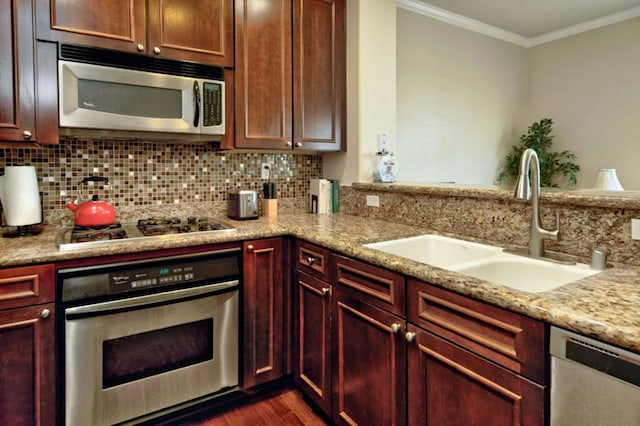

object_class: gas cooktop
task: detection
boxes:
[56,217,237,250]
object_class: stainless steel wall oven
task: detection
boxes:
[56,247,241,425]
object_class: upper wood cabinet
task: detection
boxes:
[36,0,234,67]
[234,0,346,151]
[0,1,58,145]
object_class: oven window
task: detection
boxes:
[78,79,182,118]
[103,319,213,388]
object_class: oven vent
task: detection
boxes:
[59,43,224,81]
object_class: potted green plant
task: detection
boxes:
[498,118,580,187]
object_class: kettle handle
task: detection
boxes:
[80,176,110,186]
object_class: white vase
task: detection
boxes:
[593,169,624,191]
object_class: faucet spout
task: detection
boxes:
[514,148,559,257]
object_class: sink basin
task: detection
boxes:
[453,256,598,293]
[364,234,601,293]
[363,234,501,269]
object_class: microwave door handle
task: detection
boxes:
[193,80,201,127]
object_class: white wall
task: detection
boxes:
[324,0,397,185]
[529,17,640,190]
[396,9,529,185]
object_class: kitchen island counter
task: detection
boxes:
[1,212,638,354]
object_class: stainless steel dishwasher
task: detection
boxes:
[550,326,640,426]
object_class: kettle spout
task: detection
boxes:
[66,201,79,212]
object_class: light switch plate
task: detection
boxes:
[366,195,380,207]
[631,219,640,240]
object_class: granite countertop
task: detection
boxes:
[1,212,639,353]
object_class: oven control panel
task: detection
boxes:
[59,249,240,303]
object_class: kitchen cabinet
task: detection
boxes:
[36,0,234,67]
[242,238,285,388]
[234,0,345,151]
[0,264,56,426]
[0,1,58,145]
[293,241,333,415]
[406,278,547,425]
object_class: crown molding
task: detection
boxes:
[397,0,640,48]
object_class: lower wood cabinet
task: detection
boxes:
[293,270,332,414]
[242,238,285,388]
[406,324,545,426]
[332,288,407,426]
[0,264,55,426]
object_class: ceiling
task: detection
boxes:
[416,0,640,38]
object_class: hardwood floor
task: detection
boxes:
[179,387,329,426]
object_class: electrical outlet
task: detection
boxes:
[632,219,640,240]
[261,163,272,180]
[378,133,389,152]
[366,195,380,207]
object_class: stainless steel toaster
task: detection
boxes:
[227,190,259,220]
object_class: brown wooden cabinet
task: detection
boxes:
[242,238,285,388]
[406,325,545,426]
[234,0,345,151]
[0,264,56,426]
[1,1,58,145]
[36,0,233,67]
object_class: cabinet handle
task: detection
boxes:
[136,43,145,52]
[153,46,161,55]
[247,244,254,252]
[390,323,401,333]
[22,130,32,140]
[40,308,50,319]
[405,331,416,342]
[321,287,330,296]
[307,256,317,266]
[295,142,303,148]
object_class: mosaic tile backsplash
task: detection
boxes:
[0,138,322,220]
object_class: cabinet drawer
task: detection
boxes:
[333,255,405,316]
[0,264,55,310]
[296,240,332,281]
[407,279,547,385]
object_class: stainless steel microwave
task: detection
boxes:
[58,44,225,141]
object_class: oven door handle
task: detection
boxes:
[65,280,238,318]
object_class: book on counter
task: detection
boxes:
[310,179,339,214]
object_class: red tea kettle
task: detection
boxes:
[66,176,116,227]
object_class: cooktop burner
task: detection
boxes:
[57,217,236,250]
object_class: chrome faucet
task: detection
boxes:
[514,148,559,257]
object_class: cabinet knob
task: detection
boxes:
[136,43,145,52]
[405,331,416,342]
[247,244,254,252]
[22,130,32,140]
[295,142,303,148]
[390,323,401,333]
[40,308,50,319]
[153,46,161,55]
[307,256,317,266]
[321,287,330,296]
[286,141,292,147]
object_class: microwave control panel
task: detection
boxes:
[203,82,223,127]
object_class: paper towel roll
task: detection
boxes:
[0,166,42,226]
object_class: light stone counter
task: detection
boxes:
[1,212,638,354]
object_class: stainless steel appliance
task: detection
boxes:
[55,216,237,250]
[57,247,241,425]
[58,44,225,142]
[227,190,259,220]
[550,326,640,425]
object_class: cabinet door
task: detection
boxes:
[242,238,284,388]
[406,324,545,426]
[234,0,293,149]
[294,271,332,415]
[0,0,36,143]
[0,303,55,426]
[36,0,147,53]
[147,0,233,67]
[293,0,345,151]
[332,289,406,426]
